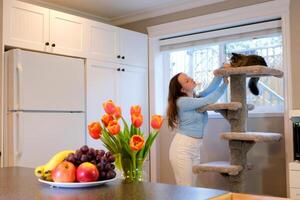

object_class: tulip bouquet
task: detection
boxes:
[88,100,163,183]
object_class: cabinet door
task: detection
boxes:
[3,0,50,51]
[119,29,148,68]
[49,10,87,57]
[117,65,149,134]
[87,21,120,63]
[86,60,118,149]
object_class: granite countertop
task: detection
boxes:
[0,167,227,200]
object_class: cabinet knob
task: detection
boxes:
[117,55,121,59]
[117,68,121,71]
[45,42,50,46]
[51,43,56,47]
[121,68,125,72]
[121,56,125,59]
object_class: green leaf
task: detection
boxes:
[121,117,130,140]
[142,131,159,161]
[101,129,118,153]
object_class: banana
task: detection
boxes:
[43,150,75,174]
[34,165,45,178]
[34,150,74,181]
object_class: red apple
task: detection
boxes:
[51,161,76,182]
[76,162,99,182]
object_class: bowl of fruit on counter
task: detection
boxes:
[35,145,117,188]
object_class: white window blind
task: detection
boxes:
[160,19,281,52]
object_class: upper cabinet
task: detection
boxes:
[4,0,88,57]
[119,28,148,68]
[87,21,120,63]
[87,22,148,68]
[3,0,148,64]
[49,10,87,57]
[3,0,50,51]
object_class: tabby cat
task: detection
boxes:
[230,53,268,96]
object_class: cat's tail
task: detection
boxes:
[248,77,259,96]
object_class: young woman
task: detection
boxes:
[167,73,228,186]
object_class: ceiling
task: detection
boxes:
[34,0,225,25]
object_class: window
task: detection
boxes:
[163,33,284,114]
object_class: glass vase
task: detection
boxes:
[121,156,143,183]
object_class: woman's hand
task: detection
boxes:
[223,76,229,84]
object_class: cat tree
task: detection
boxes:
[192,65,284,192]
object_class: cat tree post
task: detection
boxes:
[228,74,246,132]
[226,74,253,192]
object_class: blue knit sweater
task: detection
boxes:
[176,76,227,138]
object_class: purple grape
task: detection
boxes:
[91,160,97,165]
[101,157,107,164]
[74,150,82,159]
[106,170,116,179]
[108,155,115,163]
[96,154,102,161]
[98,150,105,157]
[104,163,111,171]
[105,151,112,158]
[67,154,76,164]
[97,162,104,171]
[81,154,88,162]
[111,164,115,170]
[87,154,93,161]
[80,145,89,154]
[100,171,106,180]
[88,148,96,156]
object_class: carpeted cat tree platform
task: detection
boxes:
[192,65,284,192]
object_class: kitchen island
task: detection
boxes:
[0,167,227,200]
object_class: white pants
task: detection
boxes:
[169,133,202,186]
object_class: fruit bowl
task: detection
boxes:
[38,177,117,188]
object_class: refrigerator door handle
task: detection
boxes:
[14,111,23,158]
[16,62,23,110]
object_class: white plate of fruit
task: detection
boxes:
[35,145,117,188]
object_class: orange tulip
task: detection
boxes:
[129,135,145,151]
[130,105,141,116]
[103,100,116,115]
[114,106,122,119]
[151,115,163,130]
[88,122,102,139]
[101,114,113,127]
[131,114,143,128]
[107,120,120,135]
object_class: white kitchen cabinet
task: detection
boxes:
[49,10,87,57]
[87,21,120,63]
[117,65,149,133]
[119,28,148,68]
[3,0,50,51]
[87,22,148,68]
[86,60,118,150]
[4,0,88,57]
[86,60,148,149]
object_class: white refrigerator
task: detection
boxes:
[3,49,86,168]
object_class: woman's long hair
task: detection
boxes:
[167,73,187,129]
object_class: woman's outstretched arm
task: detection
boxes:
[178,82,227,111]
[197,76,222,97]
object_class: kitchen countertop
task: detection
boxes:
[0,167,227,200]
